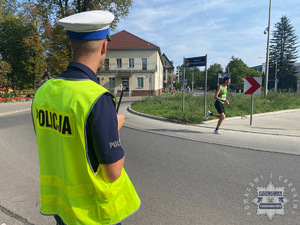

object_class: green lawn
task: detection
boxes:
[131,91,300,124]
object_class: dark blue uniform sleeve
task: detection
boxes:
[86,93,124,172]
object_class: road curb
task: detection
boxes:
[123,125,300,156]
[193,124,300,137]
[0,108,31,117]
[127,104,300,137]
[127,106,181,124]
[202,108,300,124]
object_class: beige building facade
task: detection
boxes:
[97,30,165,96]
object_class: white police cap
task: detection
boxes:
[58,10,114,40]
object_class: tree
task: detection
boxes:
[207,63,223,91]
[269,15,299,91]
[33,0,134,75]
[0,58,12,87]
[46,23,72,76]
[19,1,48,90]
[0,14,30,89]
[0,0,18,88]
[0,0,17,22]
[226,56,262,91]
[35,0,133,30]
[0,1,134,88]
[0,1,48,90]
[184,67,204,90]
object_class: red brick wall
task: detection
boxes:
[131,89,163,96]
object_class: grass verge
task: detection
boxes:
[131,92,300,124]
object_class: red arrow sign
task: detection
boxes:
[244,77,261,95]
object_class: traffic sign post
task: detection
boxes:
[244,77,262,95]
[244,77,262,126]
[274,78,279,93]
[204,55,208,116]
[183,55,207,112]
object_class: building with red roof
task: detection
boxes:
[97,30,174,96]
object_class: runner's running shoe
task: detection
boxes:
[205,111,211,120]
[213,129,222,135]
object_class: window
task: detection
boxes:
[109,78,115,88]
[129,58,134,68]
[104,59,109,71]
[117,58,122,68]
[142,58,147,70]
[137,77,144,88]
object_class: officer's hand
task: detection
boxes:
[117,113,125,130]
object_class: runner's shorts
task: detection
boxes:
[214,101,225,114]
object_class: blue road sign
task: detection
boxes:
[218,73,230,78]
[275,78,279,83]
[184,56,206,67]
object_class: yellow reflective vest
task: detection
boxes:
[32,78,140,225]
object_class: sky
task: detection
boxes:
[114,0,300,71]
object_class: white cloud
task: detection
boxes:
[115,0,300,68]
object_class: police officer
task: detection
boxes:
[32,11,140,225]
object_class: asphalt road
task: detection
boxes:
[0,111,299,224]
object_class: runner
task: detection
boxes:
[205,76,231,135]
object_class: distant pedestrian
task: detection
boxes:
[205,76,231,134]
[187,86,191,94]
[171,85,175,95]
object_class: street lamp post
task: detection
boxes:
[275,57,278,92]
[177,66,180,82]
[264,0,272,99]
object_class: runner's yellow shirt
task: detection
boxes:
[32,78,140,225]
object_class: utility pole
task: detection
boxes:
[264,0,272,98]
[204,54,208,117]
[182,58,185,111]
[275,57,278,92]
